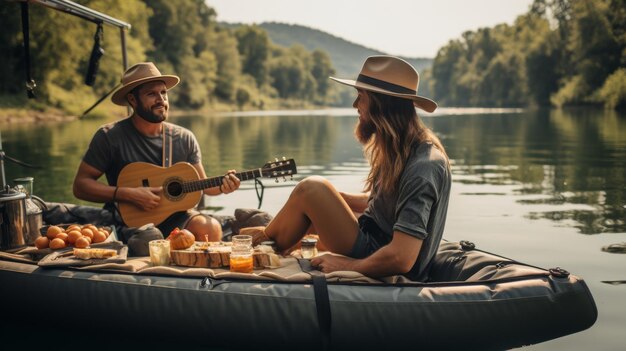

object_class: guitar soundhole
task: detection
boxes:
[164,178,184,201]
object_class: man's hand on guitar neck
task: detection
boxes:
[118,186,163,211]
[219,170,241,194]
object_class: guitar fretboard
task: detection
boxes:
[181,169,261,193]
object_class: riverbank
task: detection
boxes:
[0,98,328,124]
[0,107,80,124]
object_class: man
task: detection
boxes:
[73,62,240,254]
[241,56,451,281]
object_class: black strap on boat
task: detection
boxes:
[298,258,331,350]
[20,1,36,99]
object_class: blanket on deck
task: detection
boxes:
[1,248,412,285]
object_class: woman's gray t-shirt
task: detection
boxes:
[362,142,451,281]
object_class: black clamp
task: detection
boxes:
[460,240,475,251]
[549,267,570,278]
[200,276,212,288]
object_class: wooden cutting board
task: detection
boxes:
[170,244,277,269]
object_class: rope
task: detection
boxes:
[254,178,265,209]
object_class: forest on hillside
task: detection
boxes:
[0,0,339,115]
[429,0,625,109]
[1,0,624,114]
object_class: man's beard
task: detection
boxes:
[355,117,376,144]
[135,102,167,123]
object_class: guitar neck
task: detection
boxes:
[182,169,262,193]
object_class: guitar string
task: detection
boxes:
[178,161,294,193]
[181,170,261,193]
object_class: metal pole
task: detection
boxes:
[120,27,128,70]
[120,27,131,115]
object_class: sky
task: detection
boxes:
[206,0,535,58]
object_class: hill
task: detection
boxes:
[221,22,432,77]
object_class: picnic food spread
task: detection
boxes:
[19,224,289,270]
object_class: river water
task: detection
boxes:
[1,107,624,350]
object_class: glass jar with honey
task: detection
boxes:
[301,238,318,259]
[230,234,253,273]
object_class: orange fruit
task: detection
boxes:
[92,231,107,243]
[49,238,66,249]
[98,230,109,240]
[55,233,69,244]
[81,228,94,240]
[67,230,82,244]
[35,236,49,249]
[46,226,64,240]
[99,228,111,237]
[74,237,90,249]
[66,224,81,232]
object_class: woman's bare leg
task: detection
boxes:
[264,176,359,256]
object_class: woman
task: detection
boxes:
[242,56,451,281]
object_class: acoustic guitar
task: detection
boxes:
[117,158,297,227]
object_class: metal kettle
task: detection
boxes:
[0,186,28,250]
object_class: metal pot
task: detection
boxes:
[0,187,28,250]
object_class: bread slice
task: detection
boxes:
[73,248,118,260]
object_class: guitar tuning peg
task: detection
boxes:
[274,158,279,162]
[275,178,279,183]
[282,176,286,182]
[282,156,286,160]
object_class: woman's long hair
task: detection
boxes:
[361,90,448,194]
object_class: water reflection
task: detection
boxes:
[1,107,624,235]
[430,108,626,234]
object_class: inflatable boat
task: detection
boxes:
[0,240,597,350]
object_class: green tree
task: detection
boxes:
[310,50,335,101]
[0,0,152,112]
[0,3,28,98]
[235,25,270,86]
[430,0,624,109]
[431,39,465,105]
[597,68,626,108]
[144,0,219,107]
[570,0,620,91]
[268,55,315,99]
[209,30,242,101]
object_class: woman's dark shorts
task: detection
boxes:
[349,215,389,259]
[158,210,204,237]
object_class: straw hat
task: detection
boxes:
[330,55,437,112]
[111,62,180,106]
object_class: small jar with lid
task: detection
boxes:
[301,238,318,259]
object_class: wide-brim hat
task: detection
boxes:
[330,55,437,113]
[111,62,180,106]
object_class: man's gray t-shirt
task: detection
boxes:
[82,118,202,186]
[362,142,451,281]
